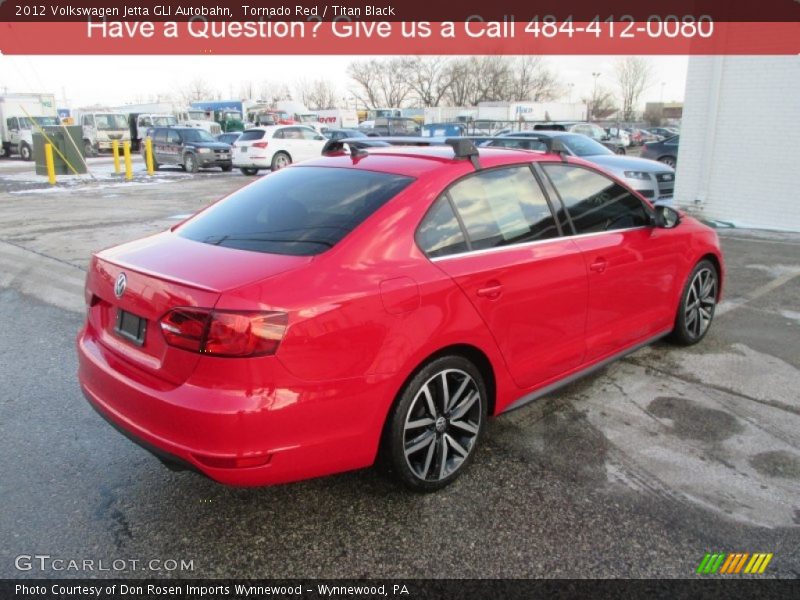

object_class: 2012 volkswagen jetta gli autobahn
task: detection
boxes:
[77,140,724,491]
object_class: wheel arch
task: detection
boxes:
[699,252,723,300]
[390,343,498,420]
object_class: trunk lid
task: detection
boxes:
[85,231,310,384]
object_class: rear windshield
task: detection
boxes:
[177,167,414,256]
[239,129,266,141]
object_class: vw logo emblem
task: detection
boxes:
[114,273,127,299]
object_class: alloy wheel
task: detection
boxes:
[403,369,482,482]
[684,267,717,339]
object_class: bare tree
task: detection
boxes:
[180,78,217,104]
[400,57,455,107]
[347,59,411,108]
[238,80,256,100]
[442,59,474,107]
[615,57,655,121]
[583,85,617,120]
[508,57,562,102]
[295,79,339,110]
[255,81,292,105]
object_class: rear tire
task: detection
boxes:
[383,355,487,492]
[240,167,259,176]
[271,152,291,171]
[221,164,233,172]
[669,259,718,346]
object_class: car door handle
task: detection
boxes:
[589,258,608,273]
[476,283,503,299]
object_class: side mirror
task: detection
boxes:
[654,205,681,229]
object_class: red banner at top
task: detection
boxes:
[1,21,798,54]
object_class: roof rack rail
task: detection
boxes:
[445,138,481,170]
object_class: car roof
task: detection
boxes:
[300,143,569,178]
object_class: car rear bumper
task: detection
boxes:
[77,328,393,486]
[232,159,270,168]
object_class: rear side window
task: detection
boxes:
[542,164,650,234]
[154,129,167,143]
[239,130,266,141]
[446,166,559,251]
[416,197,468,258]
[178,167,413,256]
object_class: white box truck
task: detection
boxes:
[316,109,359,130]
[73,108,131,156]
[0,93,59,160]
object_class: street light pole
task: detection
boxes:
[590,72,601,121]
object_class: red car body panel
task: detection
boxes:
[77,146,725,486]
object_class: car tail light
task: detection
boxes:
[159,308,287,357]
[252,141,268,149]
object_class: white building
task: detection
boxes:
[675,56,799,231]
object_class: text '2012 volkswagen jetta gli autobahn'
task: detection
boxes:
[77,139,724,491]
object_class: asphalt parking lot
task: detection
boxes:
[0,156,798,579]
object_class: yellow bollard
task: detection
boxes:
[145,137,154,175]
[112,140,121,174]
[44,143,57,186]
[123,142,133,181]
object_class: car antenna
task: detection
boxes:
[445,138,481,170]
[349,143,368,160]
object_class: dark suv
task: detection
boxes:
[143,127,233,172]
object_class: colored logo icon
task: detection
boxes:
[697,553,773,575]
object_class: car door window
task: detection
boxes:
[282,127,303,140]
[542,164,650,234]
[298,128,319,140]
[446,166,559,251]
[416,196,469,258]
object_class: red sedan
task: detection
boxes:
[77,140,724,491]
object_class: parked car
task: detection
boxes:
[324,128,368,141]
[628,128,660,145]
[77,139,724,491]
[215,132,242,146]
[143,126,232,172]
[368,117,422,137]
[492,131,676,202]
[606,127,631,147]
[640,135,680,168]
[534,122,626,154]
[231,125,327,175]
[647,127,679,139]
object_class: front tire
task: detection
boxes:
[384,356,487,492]
[669,260,718,346]
[19,143,32,161]
[184,153,199,173]
[659,156,677,168]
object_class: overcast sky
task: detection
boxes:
[0,55,688,108]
